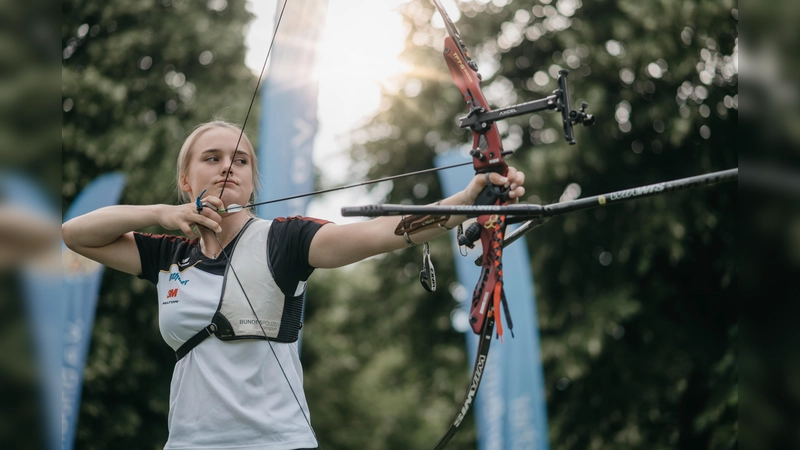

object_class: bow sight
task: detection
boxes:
[458,69,595,145]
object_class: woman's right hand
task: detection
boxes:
[158,198,223,239]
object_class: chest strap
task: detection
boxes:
[175,323,217,360]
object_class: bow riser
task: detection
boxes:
[442,33,510,335]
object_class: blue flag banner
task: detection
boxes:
[256,0,328,220]
[0,172,61,450]
[435,151,550,450]
[61,172,126,450]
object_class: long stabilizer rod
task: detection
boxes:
[341,168,738,218]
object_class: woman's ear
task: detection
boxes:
[179,175,192,194]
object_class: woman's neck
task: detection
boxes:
[198,212,251,259]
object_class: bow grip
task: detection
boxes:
[473,181,507,208]
[457,175,509,247]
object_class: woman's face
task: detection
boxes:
[180,127,255,207]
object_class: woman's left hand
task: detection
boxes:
[463,166,526,204]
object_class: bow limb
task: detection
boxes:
[432,305,496,450]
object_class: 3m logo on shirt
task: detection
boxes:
[162,288,180,305]
[169,272,190,285]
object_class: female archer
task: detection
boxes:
[61,120,525,450]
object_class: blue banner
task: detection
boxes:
[61,173,126,450]
[436,152,550,450]
[0,172,60,450]
[256,0,328,220]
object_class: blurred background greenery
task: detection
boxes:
[59,0,746,449]
[0,0,59,448]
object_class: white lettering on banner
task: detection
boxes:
[62,319,87,443]
[291,117,314,149]
[510,396,537,448]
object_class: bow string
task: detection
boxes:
[200,1,322,447]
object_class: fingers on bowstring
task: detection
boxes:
[196,208,223,233]
[185,203,221,234]
[181,222,199,239]
[201,195,224,211]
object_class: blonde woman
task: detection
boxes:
[62,120,525,450]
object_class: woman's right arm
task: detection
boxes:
[62,204,222,275]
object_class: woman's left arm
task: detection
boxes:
[308,167,524,269]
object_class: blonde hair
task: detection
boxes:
[176,120,261,209]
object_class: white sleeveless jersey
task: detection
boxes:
[135,216,328,450]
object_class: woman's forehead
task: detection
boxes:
[194,127,254,155]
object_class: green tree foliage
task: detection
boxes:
[62,0,259,207]
[0,0,60,186]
